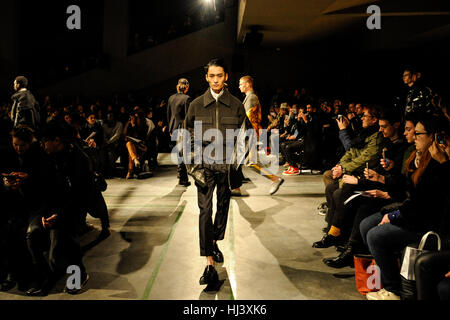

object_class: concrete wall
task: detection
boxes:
[37,2,238,98]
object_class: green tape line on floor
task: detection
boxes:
[141,203,185,300]
[229,203,236,300]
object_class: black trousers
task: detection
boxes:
[324,180,339,226]
[196,169,231,256]
[282,140,303,167]
[415,250,450,300]
[177,164,188,183]
[27,214,86,279]
[86,189,110,229]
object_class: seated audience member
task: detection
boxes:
[319,101,342,172]
[336,105,364,152]
[360,114,450,300]
[26,123,91,296]
[301,103,323,173]
[280,107,305,175]
[0,126,45,291]
[123,112,149,179]
[118,106,130,126]
[80,112,104,150]
[79,112,105,174]
[414,130,450,300]
[145,108,158,169]
[314,104,383,248]
[321,109,409,267]
[102,112,123,178]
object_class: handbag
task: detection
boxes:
[400,231,441,300]
[354,254,383,295]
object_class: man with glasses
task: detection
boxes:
[314,105,383,248]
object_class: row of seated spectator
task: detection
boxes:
[260,67,450,300]
[309,107,450,300]
[6,95,174,179]
[0,123,110,296]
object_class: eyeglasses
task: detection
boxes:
[414,131,428,137]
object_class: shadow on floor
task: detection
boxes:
[116,185,188,275]
[234,196,362,299]
[198,263,233,300]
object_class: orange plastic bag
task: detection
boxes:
[354,254,383,295]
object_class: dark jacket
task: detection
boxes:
[404,83,434,115]
[79,121,105,148]
[0,142,47,221]
[167,92,192,133]
[388,159,450,233]
[43,144,95,229]
[184,88,246,189]
[10,90,40,129]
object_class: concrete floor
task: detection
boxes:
[0,158,364,300]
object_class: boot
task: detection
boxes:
[323,243,355,268]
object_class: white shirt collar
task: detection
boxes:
[210,88,224,101]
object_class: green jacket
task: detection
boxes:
[340,131,383,178]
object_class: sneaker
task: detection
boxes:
[282,166,295,174]
[283,167,300,176]
[366,288,400,300]
[317,202,328,216]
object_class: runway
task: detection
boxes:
[0,159,363,300]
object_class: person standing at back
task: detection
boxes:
[10,76,40,130]
[167,78,192,186]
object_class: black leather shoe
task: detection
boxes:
[323,245,355,268]
[26,286,49,297]
[212,243,224,263]
[26,278,51,297]
[312,234,344,248]
[178,180,191,187]
[199,266,218,285]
